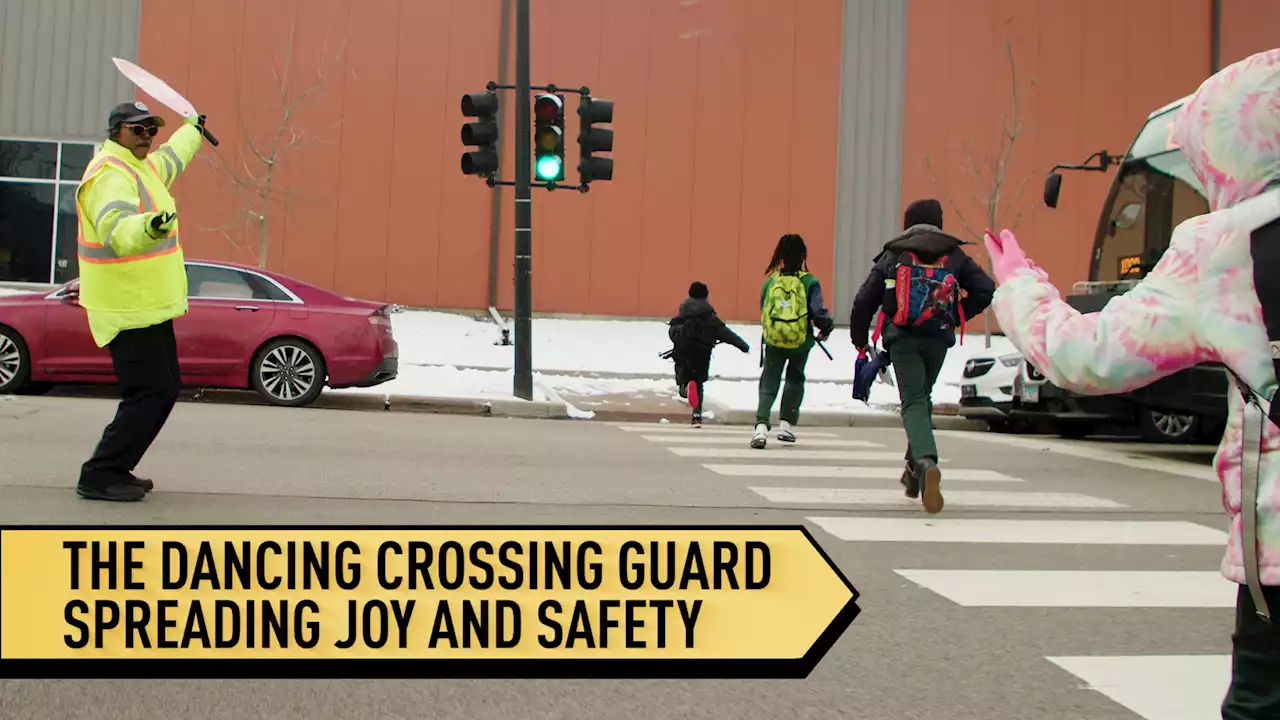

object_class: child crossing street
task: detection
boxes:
[849,199,994,513]
[666,282,749,425]
[752,234,834,448]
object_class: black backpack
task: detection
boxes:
[1231,213,1279,624]
[669,312,718,353]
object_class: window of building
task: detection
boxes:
[0,139,98,284]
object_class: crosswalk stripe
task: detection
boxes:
[1045,655,1231,720]
[752,487,1124,508]
[612,425,842,437]
[893,570,1236,607]
[641,435,883,447]
[703,464,1022,481]
[806,517,1228,544]
[668,448,921,461]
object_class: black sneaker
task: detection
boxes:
[77,482,147,502]
[128,474,154,492]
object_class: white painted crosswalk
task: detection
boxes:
[751,486,1125,508]
[703,465,1023,482]
[607,420,1236,719]
[892,569,1237,607]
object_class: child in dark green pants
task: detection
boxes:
[752,234,834,449]
[848,200,994,513]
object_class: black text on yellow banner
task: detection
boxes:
[0,526,861,679]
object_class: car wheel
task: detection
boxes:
[1139,408,1199,444]
[0,326,31,394]
[250,338,326,407]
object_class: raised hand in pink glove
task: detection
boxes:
[983,228,1040,284]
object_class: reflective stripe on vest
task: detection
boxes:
[77,156,179,263]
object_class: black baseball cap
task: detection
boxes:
[107,101,165,131]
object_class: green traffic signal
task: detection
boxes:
[533,93,565,182]
[536,154,562,180]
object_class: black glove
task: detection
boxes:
[149,212,177,236]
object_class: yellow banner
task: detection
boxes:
[0,527,859,677]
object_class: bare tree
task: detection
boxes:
[922,23,1037,347]
[199,18,346,269]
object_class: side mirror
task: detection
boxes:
[1043,172,1063,208]
[61,286,80,303]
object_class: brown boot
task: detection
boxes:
[900,462,919,498]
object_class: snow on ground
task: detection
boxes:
[328,309,1021,414]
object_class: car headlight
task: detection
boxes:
[999,354,1022,367]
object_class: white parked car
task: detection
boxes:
[958,352,1027,431]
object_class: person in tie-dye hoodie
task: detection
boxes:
[985,48,1280,718]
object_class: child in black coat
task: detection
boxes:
[667,282,750,425]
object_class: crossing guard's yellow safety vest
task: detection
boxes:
[75,122,204,347]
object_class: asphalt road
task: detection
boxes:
[0,394,1235,720]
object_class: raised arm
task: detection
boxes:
[146,118,205,188]
[989,222,1210,395]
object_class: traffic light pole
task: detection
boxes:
[513,0,533,400]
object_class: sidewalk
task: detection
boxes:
[6,299,1001,429]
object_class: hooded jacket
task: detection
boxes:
[848,225,995,348]
[669,297,750,354]
[989,48,1280,588]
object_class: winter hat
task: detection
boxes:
[689,281,708,299]
[903,198,943,230]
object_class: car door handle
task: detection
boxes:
[234,305,260,312]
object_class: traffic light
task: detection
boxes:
[577,95,613,183]
[461,91,499,178]
[533,93,565,182]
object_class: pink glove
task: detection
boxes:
[983,228,1041,284]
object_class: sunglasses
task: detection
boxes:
[123,123,159,137]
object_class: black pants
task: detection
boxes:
[80,320,182,487]
[674,345,711,414]
[1222,584,1280,719]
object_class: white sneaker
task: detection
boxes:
[750,423,768,449]
[777,421,796,443]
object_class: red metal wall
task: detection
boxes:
[137,0,1269,324]
[136,0,843,322]
[899,0,1222,334]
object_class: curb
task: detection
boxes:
[33,385,982,429]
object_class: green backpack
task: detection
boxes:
[761,271,809,348]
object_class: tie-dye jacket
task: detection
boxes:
[990,49,1280,587]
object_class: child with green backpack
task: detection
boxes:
[752,233,834,449]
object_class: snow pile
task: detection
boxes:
[327,308,1020,414]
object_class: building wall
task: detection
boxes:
[7,0,1264,322]
[832,0,907,324]
[898,0,1219,336]
[0,0,142,285]
[0,0,141,141]
[134,0,846,322]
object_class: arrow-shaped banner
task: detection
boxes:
[0,526,860,679]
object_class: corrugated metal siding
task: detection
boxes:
[0,0,139,141]
[832,0,906,324]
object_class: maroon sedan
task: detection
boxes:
[0,259,399,407]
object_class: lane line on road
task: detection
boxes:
[937,430,1218,483]
[894,569,1236,607]
[611,424,842,437]
[806,517,1228,544]
[1045,655,1231,720]
[641,436,884,447]
[704,464,1024,482]
[753,487,1125,508]
[669,448,934,461]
